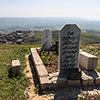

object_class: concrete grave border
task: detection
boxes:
[31,48,100,90]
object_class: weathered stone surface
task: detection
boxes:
[39,76,52,90]
[51,76,67,88]
[33,55,43,66]
[67,71,81,80]
[31,48,43,66]
[42,29,52,50]
[36,64,48,77]
[68,80,81,86]
[80,49,83,52]
[79,51,98,70]
[81,71,94,86]
[49,72,59,78]
[51,77,58,88]
[12,60,20,74]
[87,71,100,85]
[31,48,37,53]
[59,24,81,75]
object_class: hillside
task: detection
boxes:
[0,17,100,34]
[81,32,100,44]
[24,30,100,45]
[1,29,100,45]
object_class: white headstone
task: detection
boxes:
[59,24,81,75]
[42,29,52,50]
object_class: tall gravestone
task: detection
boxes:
[42,29,52,50]
[59,24,81,76]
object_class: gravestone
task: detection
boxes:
[59,24,81,77]
[12,60,20,74]
[42,29,52,50]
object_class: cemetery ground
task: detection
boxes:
[0,44,38,100]
[1,44,100,100]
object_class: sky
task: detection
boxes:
[0,0,100,20]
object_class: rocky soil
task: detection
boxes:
[0,30,35,44]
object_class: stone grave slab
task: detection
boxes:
[39,76,52,90]
[36,64,48,77]
[42,29,52,50]
[79,51,98,70]
[59,24,81,76]
[31,48,43,66]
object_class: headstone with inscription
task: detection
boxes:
[59,24,81,78]
[42,29,52,50]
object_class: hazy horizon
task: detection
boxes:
[0,17,100,35]
[0,0,100,21]
[0,17,100,22]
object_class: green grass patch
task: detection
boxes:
[25,30,100,45]
[0,44,38,100]
[81,32,100,44]
[24,30,59,45]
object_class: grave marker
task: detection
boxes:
[12,60,20,74]
[59,24,81,75]
[42,29,52,50]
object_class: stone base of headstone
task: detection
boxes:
[59,68,78,76]
[51,76,67,88]
[67,71,81,80]
[60,68,81,80]
[67,80,81,86]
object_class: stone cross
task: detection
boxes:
[59,24,81,75]
[42,29,52,50]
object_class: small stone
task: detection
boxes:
[12,60,20,74]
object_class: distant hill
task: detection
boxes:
[81,32,100,44]
[0,17,100,34]
[24,30,100,45]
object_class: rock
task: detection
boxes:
[12,60,20,74]
[67,71,81,80]
[81,71,94,86]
